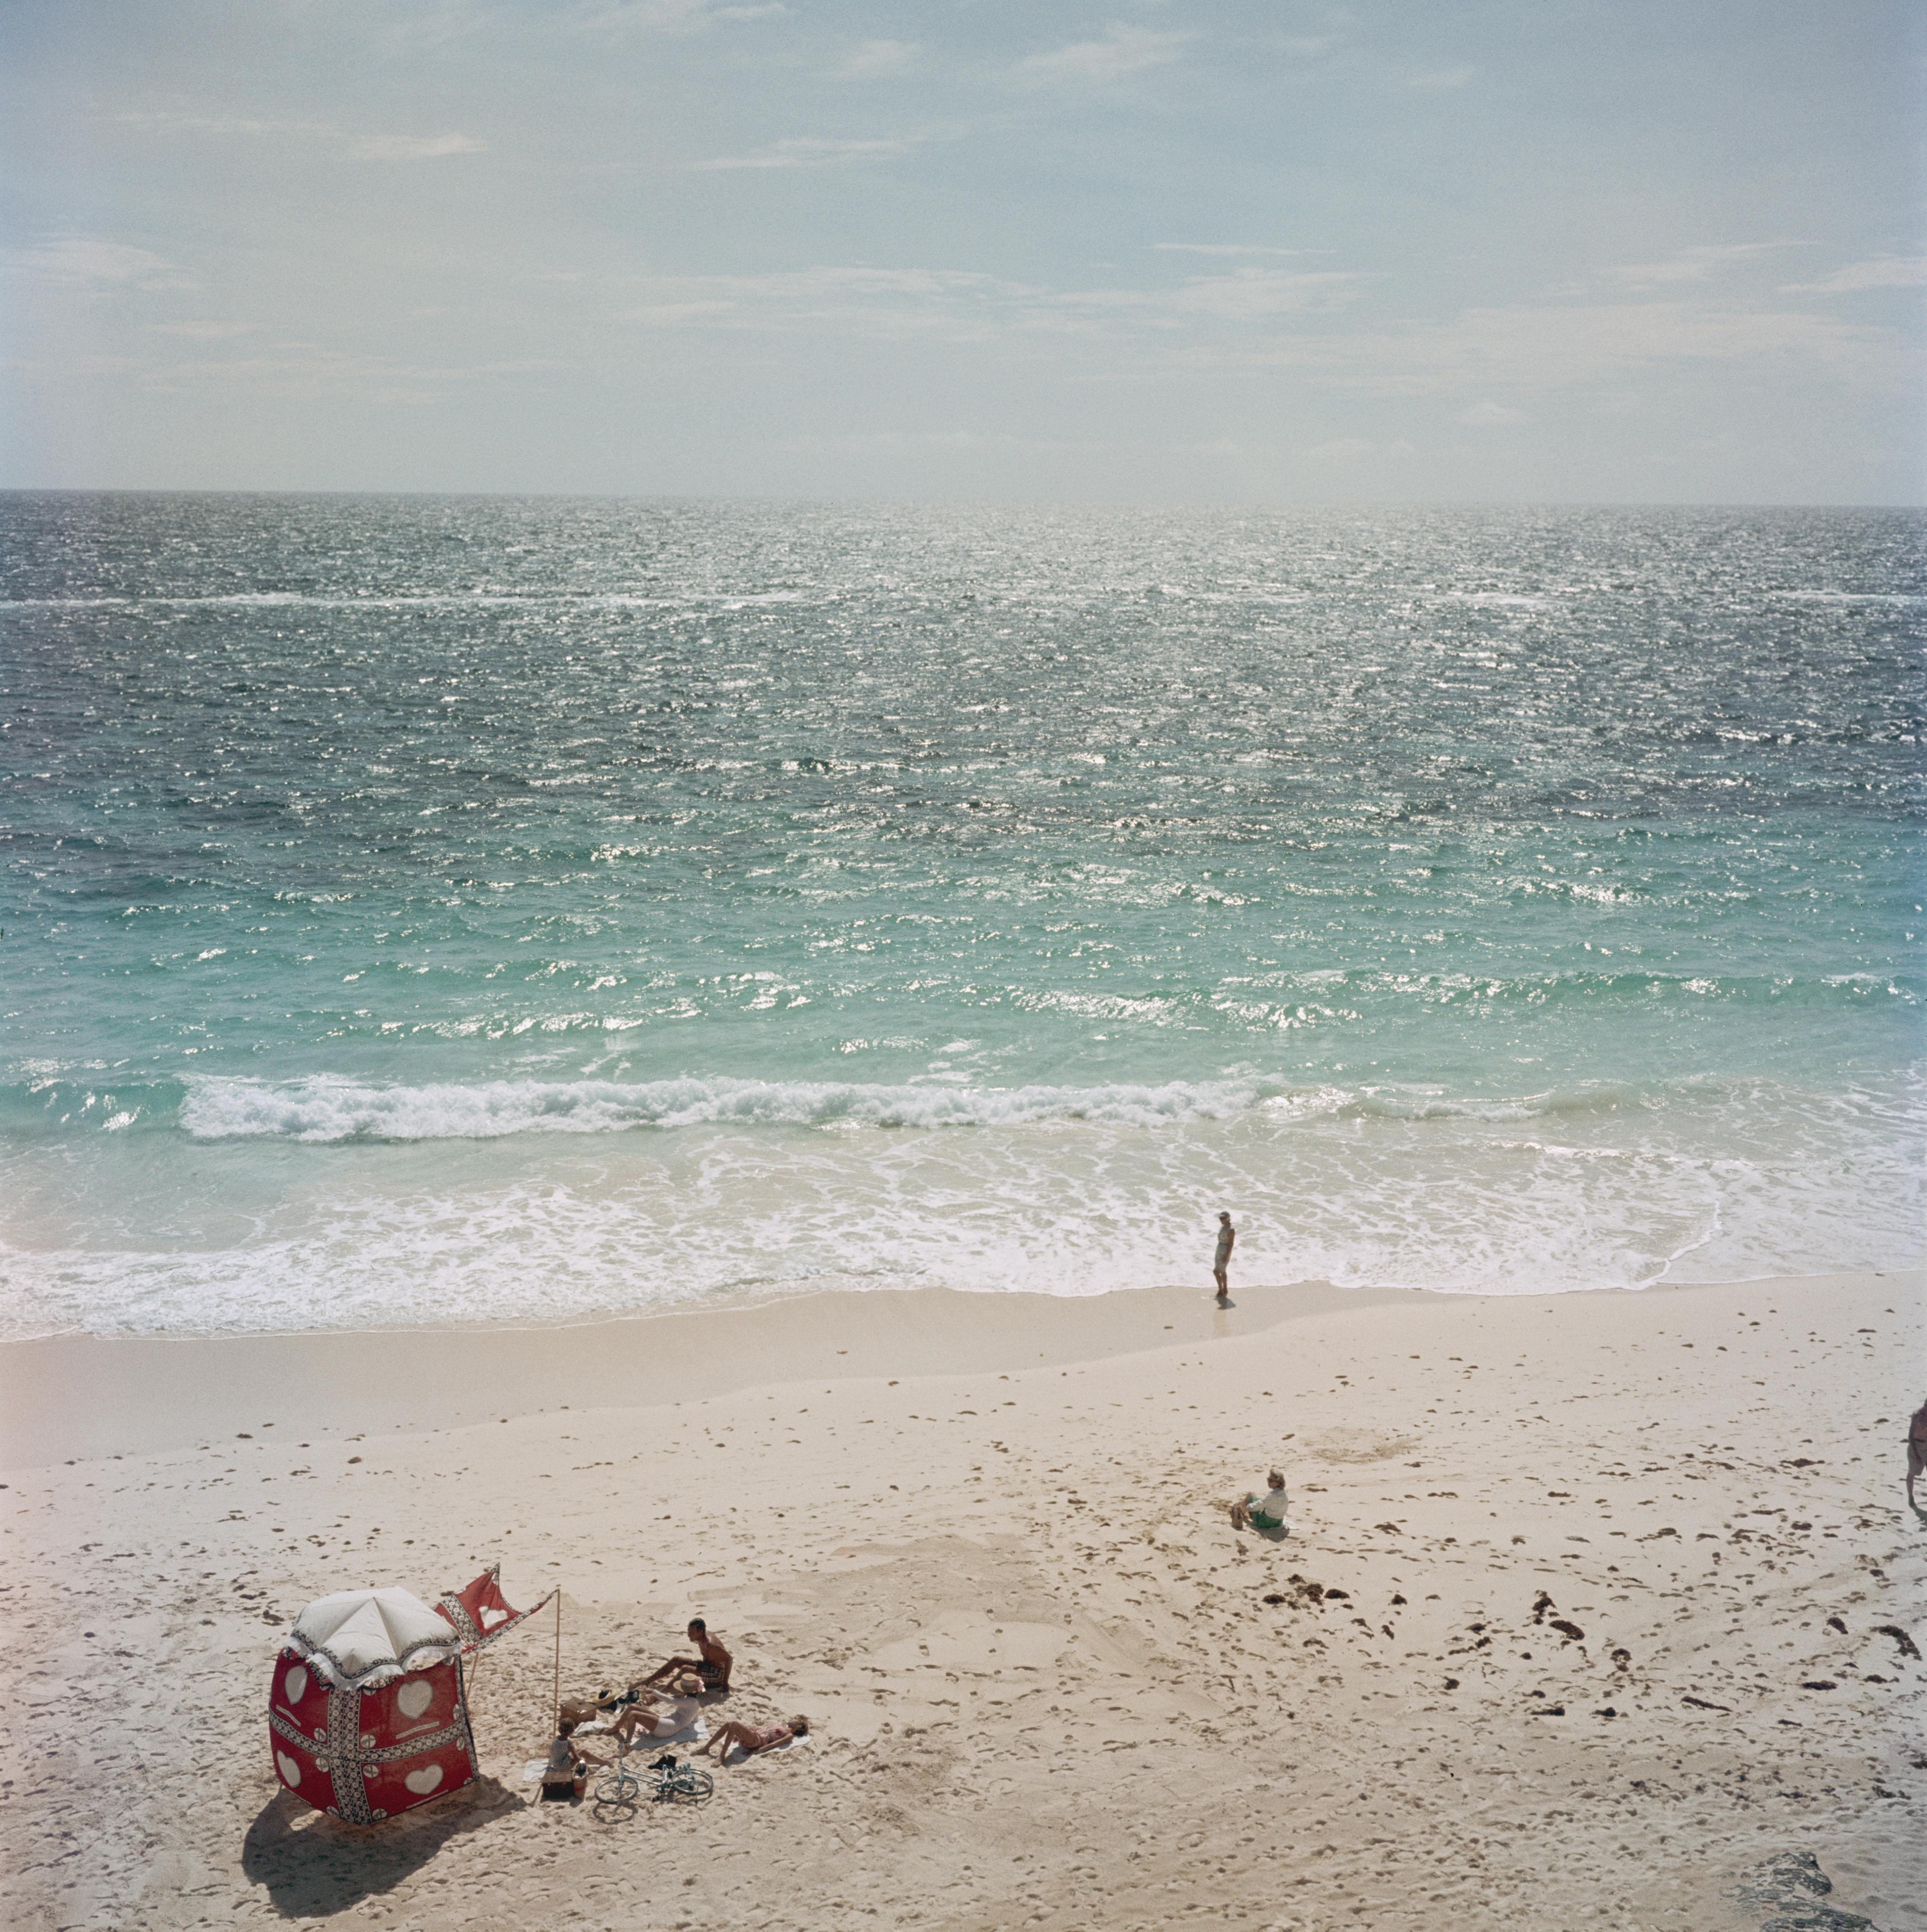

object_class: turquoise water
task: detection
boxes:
[2,494,1921,1336]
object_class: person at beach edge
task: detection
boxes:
[1213,1211,1235,1303]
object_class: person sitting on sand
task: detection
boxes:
[539,1718,604,1799]
[695,1714,808,1763]
[1231,1469,1290,1532]
[644,1618,732,1691]
[605,1676,705,1749]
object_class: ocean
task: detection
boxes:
[2,493,1921,1338]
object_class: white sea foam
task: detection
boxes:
[6,1081,1918,1338]
[178,1072,1279,1141]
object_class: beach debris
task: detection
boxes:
[1611,1648,1632,1671]
[1682,1695,1730,1712]
[1548,1618,1585,1644]
[1874,1623,1920,1660]
[1530,1591,1554,1624]
[1801,1680,1837,1691]
[1526,1704,1565,1717]
[1442,1677,1459,1690]
[1726,1850,1874,1932]
[1825,1616,1847,1634]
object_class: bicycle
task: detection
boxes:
[594,1745,713,1808]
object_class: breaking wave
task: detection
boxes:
[167,1070,1761,1144]
[178,1072,1281,1141]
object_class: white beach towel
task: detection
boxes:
[519,1720,710,1783]
[579,1713,710,1746]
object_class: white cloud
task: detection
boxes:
[137,343,561,403]
[1152,244,1309,258]
[839,38,918,79]
[563,0,781,32]
[600,254,1905,404]
[775,428,1106,456]
[1780,256,1927,294]
[1600,243,1793,287]
[113,110,333,138]
[1402,66,1474,91]
[5,237,196,290]
[688,135,915,171]
[1065,267,1372,321]
[1172,300,1902,394]
[149,320,258,340]
[618,259,1365,345]
[115,109,487,165]
[350,132,487,161]
[622,266,1035,341]
[625,298,741,324]
[1016,24,1191,88]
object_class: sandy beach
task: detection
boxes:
[2,1270,1921,1932]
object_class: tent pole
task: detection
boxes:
[552,1588,562,1729]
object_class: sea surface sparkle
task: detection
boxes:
[2,495,1921,1335]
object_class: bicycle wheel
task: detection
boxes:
[594,1768,641,1806]
[663,1768,713,1804]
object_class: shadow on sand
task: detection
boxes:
[241,1778,518,1918]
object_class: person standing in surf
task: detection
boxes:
[1212,1211,1235,1303]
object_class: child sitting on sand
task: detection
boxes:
[1231,1470,1291,1533]
[694,1714,808,1763]
[539,1718,604,1800]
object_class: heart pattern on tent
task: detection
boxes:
[395,1679,434,1719]
[403,1764,444,1795]
[283,1665,308,1705]
[480,1607,509,1628]
[275,1751,303,1788]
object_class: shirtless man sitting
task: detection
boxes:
[643,1618,732,1692]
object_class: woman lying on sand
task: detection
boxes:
[695,1714,808,1763]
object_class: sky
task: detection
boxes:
[1,0,1923,502]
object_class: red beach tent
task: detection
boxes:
[267,1567,553,1825]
